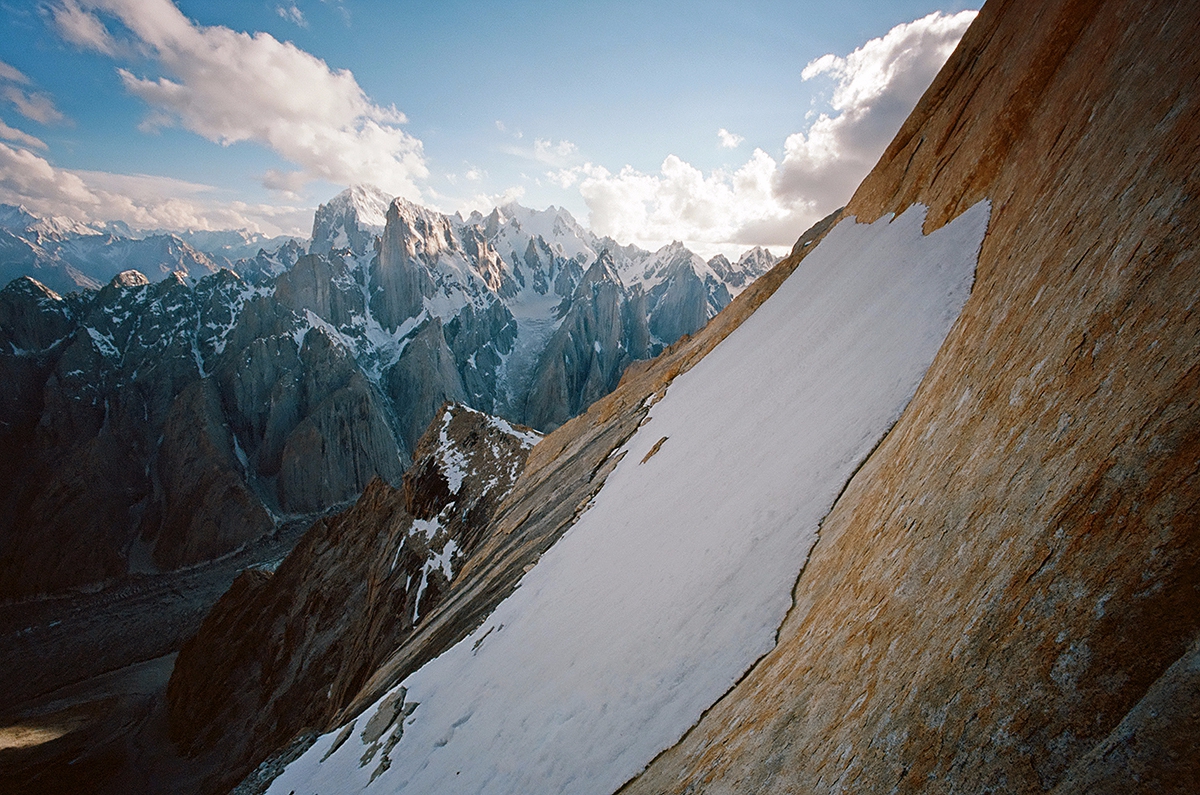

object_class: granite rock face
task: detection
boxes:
[308,184,389,258]
[165,404,540,794]
[620,0,1200,792]
[147,378,273,570]
[383,317,468,455]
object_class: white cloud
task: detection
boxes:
[576,10,976,257]
[533,138,578,166]
[717,128,744,149]
[504,137,578,167]
[776,10,976,210]
[0,60,67,127]
[0,141,312,236]
[51,0,428,200]
[261,168,310,198]
[48,0,119,55]
[2,86,66,125]
[276,4,307,27]
[579,150,792,258]
[0,119,47,150]
[0,61,30,85]
[546,168,580,189]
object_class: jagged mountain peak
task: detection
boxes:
[108,269,150,289]
[387,195,452,228]
[310,184,395,257]
[735,246,778,274]
[0,202,102,240]
[2,274,64,303]
[331,184,393,227]
[578,248,624,289]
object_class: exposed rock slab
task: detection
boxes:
[620,0,1200,792]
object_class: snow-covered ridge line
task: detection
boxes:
[265,200,991,795]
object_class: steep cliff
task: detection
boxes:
[622,0,1200,792]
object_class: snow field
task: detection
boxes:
[266,201,990,795]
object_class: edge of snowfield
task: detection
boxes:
[265,201,991,795]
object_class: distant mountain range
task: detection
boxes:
[0,186,777,599]
[0,203,302,294]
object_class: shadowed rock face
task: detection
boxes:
[274,254,365,329]
[0,269,405,600]
[620,0,1200,792]
[149,379,273,570]
[165,404,539,795]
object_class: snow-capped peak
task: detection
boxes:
[338,184,394,229]
[310,184,395,257]
[0,203,103,240]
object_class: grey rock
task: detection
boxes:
[383,317,467,455]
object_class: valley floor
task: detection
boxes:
[0,518,312,794]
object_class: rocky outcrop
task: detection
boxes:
[706,246,777,292]
[165,404,540,794]
[273,253,365,329]
[234,238,305,284]
[443,299,519,413]
[308,183,390,258]
[645,250,711,345]
[0,277,77,497]
[619,0,1200,792]
[369,201,443,331]
[277,370,404,514]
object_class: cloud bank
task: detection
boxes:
[51,0,427,199]
[0,140,311,235]
[572,10,976,257]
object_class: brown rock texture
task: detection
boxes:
[165,404,539,794]
[620,0,1200,792]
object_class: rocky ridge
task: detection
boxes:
[164,403,540,794]
[0,203,301,294]
[0,267,403,599]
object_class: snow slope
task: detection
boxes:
[265,201,990,795]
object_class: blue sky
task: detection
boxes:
[0,0,976,256]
